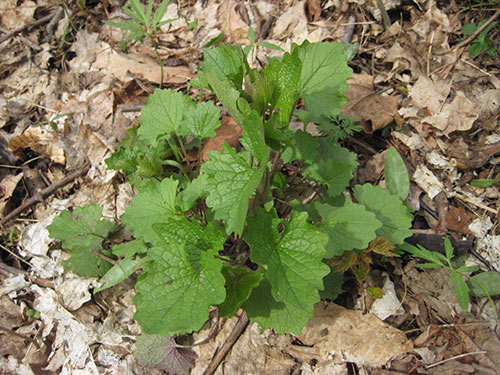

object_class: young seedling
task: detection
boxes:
[401,238,499,318]
[104,0,175,88]
[461,20,498,58]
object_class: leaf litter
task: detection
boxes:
[0,0,499,374]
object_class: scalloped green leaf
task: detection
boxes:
[353,184,413,245]
[202,144,265,236]
[138,89,194,146]
[121,178,179,242]
[47,205,118,277]
[179,100,221,139]
[199,44,244,87]
[303,142,358,197]
[262,50,301,128]
[244,208,329,334]
[296,42,352,118]
[317,200,382,257]
[218,266,264,317]
[134,218,226,335]
[205,69,244,124]
[240,110,270,163]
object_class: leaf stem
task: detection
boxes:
[259,151,280,205]
[150,35,164,89]
[91,249,118,265]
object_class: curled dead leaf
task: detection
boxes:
[0,173,23,214]
[8,127,65,164]
[297,302,412,367]
[342,74,399,133]
[217,0,250,44]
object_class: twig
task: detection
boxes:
[0,324,40,349]
[455,192,498,215]
[0,261,28,276]
[454,9,500,51]
[375,0,391,29]
[342,16,356,44]
[91,249,118,265]
[0,9,59,44]
[424,351,487,369]
[202,310,249,375]
[46,7,64,36]
[345,134,377,154]
[116,104,144,112]
[0,164,90,228]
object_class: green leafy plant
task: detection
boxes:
[461,20,498,58]
[103,0,175,87]
[48,41,414,336]
[401,238,500,316]
[243,26,284,57]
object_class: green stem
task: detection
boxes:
[61,1,78,32]
[375,0,391,29]
[161,159,191,181]
[166,136,182,163]
[150,35,164,89]
[259,151,280,206]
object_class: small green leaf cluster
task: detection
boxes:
[103,0,175,87]
[461,20,498,58]
[103,0,174,45]
[48,41,415,336]
[401,238,500,316]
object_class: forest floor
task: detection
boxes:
[0,0,499,374]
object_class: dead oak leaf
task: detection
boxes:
[0,173,23,215]
[342,73,399,133]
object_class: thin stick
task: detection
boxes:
[455,192,498,215]
[202,310,249,375]
[0,9,59,44]
[375,0,391,29]
[424,351,487,369]
[91,249,118,265]
[0,325,40,349]
[0,164,90,228]
[454,9,500,51]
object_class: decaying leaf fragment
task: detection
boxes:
[296,302,413,367]
[342,73,399,133]
[408,76,479,135]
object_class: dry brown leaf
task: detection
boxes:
[363,150,387,182]
[412,164,443,200]
[8,126,65,164]
[201,116,242,161]
[423,91,478,135]
[342,73,399,133]
[306,0,322,22]
[409,76,451,114]
[406,76,479,135]
[0,173,23,215]
[297,302,412,366]
[0,0,36,30]
[93,50,193,85]
[192,320,296,375]
[272,1,308,43]
[447,205,471,235]
[385,41,423,80]
[217,0,250,44]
